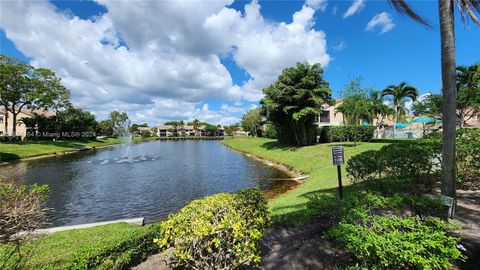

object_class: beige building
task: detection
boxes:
[0,108,55,138]
[314,100,346,126]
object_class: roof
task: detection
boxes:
[0,108,56,117]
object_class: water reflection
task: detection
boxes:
[1,141,293,226]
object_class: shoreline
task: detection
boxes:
[221,141,301,179]
[221,141,307,200]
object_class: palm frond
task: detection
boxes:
[389,0,432,28]
[455,0,480,25]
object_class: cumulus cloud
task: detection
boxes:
[0,0,330,125]
[305,0,328,11]
[365,12,396,34]
[343,0,365,18]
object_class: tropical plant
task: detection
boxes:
[261,62,332,146]
[388,0,480,217]
[369,90,394,126]
[381,82,418,131]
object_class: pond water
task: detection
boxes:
[0,140,292,226]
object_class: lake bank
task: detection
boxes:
[0,137,158,164]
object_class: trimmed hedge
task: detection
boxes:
[318,126,375,144]
[157,188,270,269]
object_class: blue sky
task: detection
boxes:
[1,0,479,125]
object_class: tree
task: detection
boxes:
[56,107,97,138]
[109,111,130,137]
[0,55,70,138]
[204,124,217,136]
[412,93,443,117]
[456,63,480,127]
[261,62,332,146]
[369,90,394,126]
[130,123,148,134]
[388,0,480,216]
[381,82,418,131]
[336,79,372,125]
[97,120,114,137]
[241,108,263,137]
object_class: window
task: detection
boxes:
[320,110,330,123]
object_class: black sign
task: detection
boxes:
[332,146,345,165]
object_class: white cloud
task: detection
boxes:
[343,0,365,18]
[365,12,396,34]
[332,5,338,15]
[305,0,328,12]
[333,41,346,51]
[0,0,330,125]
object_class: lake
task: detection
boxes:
[0,140,292,226]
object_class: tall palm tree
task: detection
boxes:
[381,82,418,131]
[388,0,479,217]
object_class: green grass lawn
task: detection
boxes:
[222,137,387,224]
[0,137,152,162]
[0,222,155,269]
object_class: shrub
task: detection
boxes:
[346,140,442,191]
[318,126,375,144]
[326,192,463,269]
[327,216,463,269]
[0,181,50,270]
[456,128,480,186]
[346,150,383,182]
[157,188,270,269]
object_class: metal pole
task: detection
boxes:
[337,165,343,199]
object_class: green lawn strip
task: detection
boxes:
[1,222,160,269]
[221,137,386,225]
[0,137,154,162]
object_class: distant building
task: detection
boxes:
[232,127,250,137]
[0,108,56,138]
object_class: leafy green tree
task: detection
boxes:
[204,124,217,136]
[56,107,97,138]
[109,111,130,137]
[382,82,419,131]
[388,0,480,217]
[456,63,480,127]
[412,94,443,118]
[336,79,371,125]
[369,91,394,126]
[97,120,114,137]
[241,108,263,137]
[0,55,70,138]
[413,64,479,127]
[261,62,332,145]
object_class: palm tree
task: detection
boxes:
[381,82,418,132]
[388,0,479,217]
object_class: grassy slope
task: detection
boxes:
[222,137,386,224]
[1,222,148,269]
[0,137,151,162]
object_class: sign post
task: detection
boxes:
[332,146,345,199]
